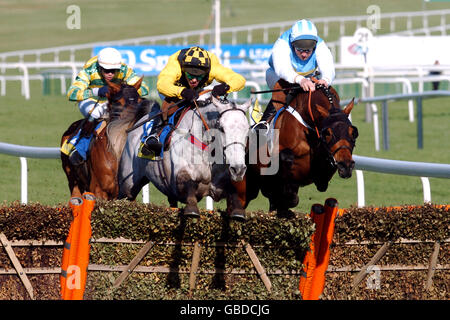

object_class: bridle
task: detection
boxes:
[216,105,248,153]
[292,83,358,167]
[194,98,248,155]
[319,111,358,157]
[109,85,141,108]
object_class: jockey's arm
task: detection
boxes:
[157,51,185,99]
[67,69,96,101]
[315,41,335,86]
[122,66,150,96]
[271,38,301,85]
[208,52,246,93]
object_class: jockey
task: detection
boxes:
[252,19,335,132]
[62,47,150,165]
[139,46,246,157]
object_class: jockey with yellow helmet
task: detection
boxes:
[62,47,150,165]
[253,19,335,132]
[140,46,245,156]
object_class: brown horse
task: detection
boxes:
[234,79,358,216]
[60,77,152,200]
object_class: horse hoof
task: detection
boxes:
[184,211,200,218]
[230,209,246,221]
[183,207,200,218]
[276,209,295,219]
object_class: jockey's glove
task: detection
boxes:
[89,103,108,120]
[212,83,230,97]
[181,88,199,102]
[97,86,109,97]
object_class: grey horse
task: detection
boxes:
[118,94,252,219]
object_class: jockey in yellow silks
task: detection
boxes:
[139,46,245,157]
[252,19,336,132]
[61,47,150,165]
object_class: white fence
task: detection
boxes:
[1,141,449,208]
[1,9,450,64]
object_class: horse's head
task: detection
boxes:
[105,77,144,117]
[315,98,358,178]
[212,96,251,182]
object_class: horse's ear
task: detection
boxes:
[133,76,144,91]
[105,79,121,94]
[212,96,228,112]
[316,105,329,119]
[343,98,355,116]
[239,98,252,113]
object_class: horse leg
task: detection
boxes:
[231,164,261,209]
[226,179,247,221]
[182,180,200,217]
[168,196,178,209]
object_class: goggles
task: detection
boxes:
[185,72,205,80]
[294,47,313,54]
[101,67,119,74]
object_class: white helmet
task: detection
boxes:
[97,47,122,69]
[290,19,318,43]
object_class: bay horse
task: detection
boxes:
[234,79,358,216]
[60,77,154,200]
[118,94,252,219]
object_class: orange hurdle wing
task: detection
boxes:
[71,192,96,300]
[308,198,338,300]
[60,197,83,300]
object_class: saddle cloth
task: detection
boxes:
[267,106,312,157]
[60,121,106,160]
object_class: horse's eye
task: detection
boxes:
[350,126,359,140]
[322,128,333,143]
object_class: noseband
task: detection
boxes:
[304,85,357,167]
[215,104,248,153]
[319,111,357,159]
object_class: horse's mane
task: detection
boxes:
[106,94,155,159]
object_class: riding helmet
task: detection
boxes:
[290,19,318,49]
[181,46,211,75]
[98,47,122,70]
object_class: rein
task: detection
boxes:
[307,89,321,138]
[217,107,247,152]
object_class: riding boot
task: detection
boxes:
[251,100,277,132]
[142,116,166,155]
[68,119,96,166]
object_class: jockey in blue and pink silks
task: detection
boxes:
[61,47,150,165]
[252,19,336,132]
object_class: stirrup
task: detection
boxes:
[252,121,269,134]
[68,149,84,166]
[144,136,162,153]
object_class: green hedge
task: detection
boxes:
[0,202,448,300]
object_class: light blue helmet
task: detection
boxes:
[290,19,318,49]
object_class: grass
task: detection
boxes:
[0,79,449,212]
[0,0,449,211]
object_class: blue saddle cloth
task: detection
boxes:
[158,106,186,158]
[72,121,103,160]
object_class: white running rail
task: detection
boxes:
[1,142,449,207]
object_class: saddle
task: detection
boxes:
[61,120,106,160]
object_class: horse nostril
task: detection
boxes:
[337,161,346,171]
[230,165,246,177]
